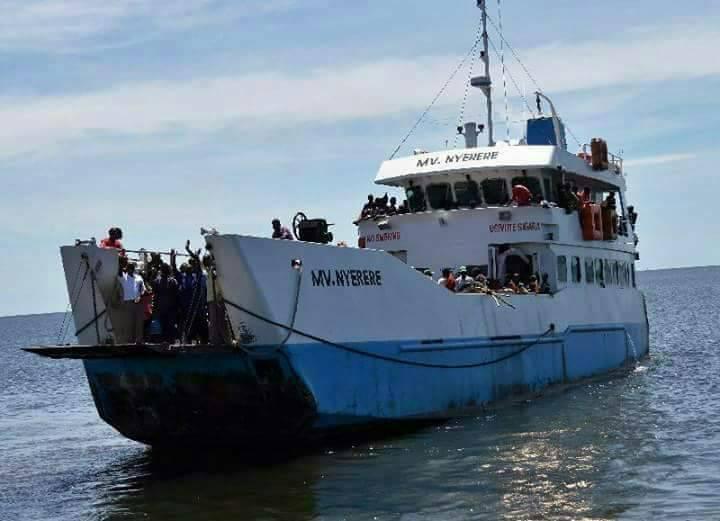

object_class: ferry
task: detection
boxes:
[27,1,649,446]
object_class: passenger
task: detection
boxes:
[271,218,294,240]
[471,271,489,293]
[496,244,531,284]
[360,195,375,220]
[398,200,409,214]
[387,197,398,215]
[455,266,473,292]
[152,263,179,343]
[181,249,209,344]
[528,274,540,294]
[375,193,389,215]
[116,262,146,344]
[564,183,579,214]
[579,187,591,204]
[517,282,529,295]
[406,180,426,212]
[100,227,125,253]
[466,174,481,207]
[204,254,229,345]
[539,273,551,294]
[603,191,617,210]
[508,273,521,293]
[438,268,456,291]
[510,184,532,206]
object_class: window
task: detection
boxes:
[482,178,509,205]
[613,261,620,286]
[454,180,482,207]
[631,264,636,287]
[405,184,426,212]
[511,176,543,201]
[426,183,453,210]
[543,178,553,202]
[595,259,605,286]
[571,256,582,283]
[557,255,568,283]
[604,260,613,286]
[585,258,595,284]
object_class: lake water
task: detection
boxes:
[2,267,720,520]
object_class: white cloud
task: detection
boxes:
[0,16,718,157]
[517,19,720,94]
[624,153,696,168]
[0,0,300,51]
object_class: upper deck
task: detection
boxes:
[375,143,625,191]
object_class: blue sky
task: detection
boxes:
[2,0,719,316]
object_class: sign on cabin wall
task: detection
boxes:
[363,231,401,244]
[489,222,542,233]
[415,151,500,169]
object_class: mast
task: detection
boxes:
[470,0,494,147]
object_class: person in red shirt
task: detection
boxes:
[511,184,532,206]
[100,227,125,251]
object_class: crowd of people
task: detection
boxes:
[356,193,410,222]
[100,227,230,345]
[433,265,551,295]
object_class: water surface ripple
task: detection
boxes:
[1,267,719,520]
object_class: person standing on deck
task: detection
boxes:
[271,219,294,240]
[115,262,146,343]
[152,263,179,343]
[100,227,125,256]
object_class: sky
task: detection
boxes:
[1,0,719,316]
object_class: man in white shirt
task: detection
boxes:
[454,266,473,292]
[117,262,146,343]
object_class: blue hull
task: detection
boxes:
[80,322,648,446]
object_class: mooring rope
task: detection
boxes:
[222,297,555,369]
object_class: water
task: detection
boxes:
[2,267,720,520]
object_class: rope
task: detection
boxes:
[278,269,303,347]
[222,297,555,369]
[58,263,90,345]
[388,17,483,160]
[56,260,84,345]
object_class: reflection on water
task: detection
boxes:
[86,371,656,520]
[4,267,720,520]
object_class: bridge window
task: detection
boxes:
[604,260,613,286]
[557,255,567,283]
[406,184,426,212]
[511,176,543,200]
[595,259,605,286]
[613,261,620,286]
[585,257,595,284]
[571,256,582,283]
[454,180,482,207]
[426,183,453,210]
[631,264,636,287]
[482,178,509,205]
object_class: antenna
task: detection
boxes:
[471,0,494,146]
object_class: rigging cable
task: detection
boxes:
[388,16,484,160]
[497,0,510,142]
[453,17,484,148]
[485,12,583,149]
[487,37,535,119]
